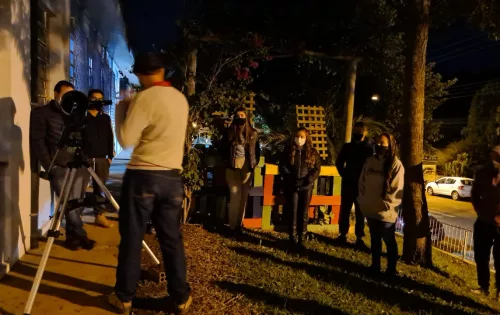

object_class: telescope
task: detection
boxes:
[89,99,112,109]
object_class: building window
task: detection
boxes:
[37,9,50,105]
[88,57,93,87]
[69,37,75,85]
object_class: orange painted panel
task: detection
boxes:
[310,195,341,206]
[330,205,341,224]
[308,207,315,218]
[243,218,262,229]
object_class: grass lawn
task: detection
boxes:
[134,225,500,315]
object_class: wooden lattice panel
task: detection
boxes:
[244,92,256,113]
[296,105,328,159]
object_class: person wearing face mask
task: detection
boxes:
[470,145,500,298]
[218,107,260,235]
[29,80,95,250]
[357,133,404,276]
[280,128,321,247]
[335,122,375,249]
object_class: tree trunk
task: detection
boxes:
[187,48,197,96]
[401,0,433,267]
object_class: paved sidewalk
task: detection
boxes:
[0,150,132,315]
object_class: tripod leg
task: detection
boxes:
[87,167,161,266]
[24,168,78,315]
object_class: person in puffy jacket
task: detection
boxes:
[358,132,404,275]
[280,127,321,246]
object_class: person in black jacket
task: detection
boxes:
[218,107,260,235]
[335,122,375,249]
[29,81,95,250]
[471,145,500,298]
[280,127,321,246]
[85,89,115,228]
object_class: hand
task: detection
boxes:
[118,98,132,109]
[107,159,112,165]
[495,215,500,227]
[493,173,500,186]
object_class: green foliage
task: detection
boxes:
[443,153,470,177]
[462,83,500,169]
[182,147,204,194]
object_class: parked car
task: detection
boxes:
[396,211,446,243]
[425,177,474,201]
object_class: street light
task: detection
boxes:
[192,122,198,128]
[371,94,380,102]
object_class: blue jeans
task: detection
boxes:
[50,166,89,239]
[367,218,398,271]
[115,169,191,304]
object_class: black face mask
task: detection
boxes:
[234,118,246,126]
[352,134,363,143]
[376,145,389,156]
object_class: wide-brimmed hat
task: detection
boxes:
[133,53,165,75]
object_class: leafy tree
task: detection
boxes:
[444,153,470,177]
[462,83,500,170]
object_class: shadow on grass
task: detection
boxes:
[215,280,348,315]
[25,252,117,269]
[230,245,496,314]
[0,307,15,315]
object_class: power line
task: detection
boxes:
[432,39,488,60]
[447,78,500,90]
[429,34,483,55]
[435,41,500,63]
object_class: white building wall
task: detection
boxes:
[0,0,32,278]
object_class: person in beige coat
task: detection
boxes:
[358,132,404,275]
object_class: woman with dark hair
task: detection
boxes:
[280,127,321,246]
[219,107,260,234]
[358,132,404,275]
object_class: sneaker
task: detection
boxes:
[108,293,132,315]
[354,239,370,252]
[79,237,96,250]
[63,237,81,251]
[168,295,192,314]
[95,213,114,228]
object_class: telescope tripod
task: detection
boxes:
[23,160,160,314]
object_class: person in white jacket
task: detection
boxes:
[358,132,404,276]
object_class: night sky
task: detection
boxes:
[120,1,500,123]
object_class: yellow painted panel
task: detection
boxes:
[319,166,339,177]
[265,163,279,175]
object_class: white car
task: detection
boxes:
[426,177,474,201]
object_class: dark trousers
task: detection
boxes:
[91,158,110,215]
[339,190,365,239]
[367,218,398,271]
[50,166,89,239]
[473,219,500,291]
[286,188,313,244]
[115,169,191,304]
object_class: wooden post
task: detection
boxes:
[344,60,357,143]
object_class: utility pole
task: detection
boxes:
[344,59,358,143]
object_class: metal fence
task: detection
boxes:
[395,209,476,263]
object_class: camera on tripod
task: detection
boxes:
[88,99,112,109]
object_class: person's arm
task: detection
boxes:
[383,161,405,210]
[335,144,348,178]
[306,149,322,185]
[471,171,481,214]
[106,115,115,162]
[115,95,148,148]
[29,108,52,171]
[357,161,368,203]
[279,146,292,175]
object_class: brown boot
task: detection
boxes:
[95,213,114,228]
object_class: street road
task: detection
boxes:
[427,195,476,230]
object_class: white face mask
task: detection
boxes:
[294,137,306,147]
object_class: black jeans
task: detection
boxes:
[367,218,398,271]
[51,166,89,239]
[115,169,191,304]
[339,190,365,239]
[92,158,110,215]
[286,187,313,244]
[473,219,500,291]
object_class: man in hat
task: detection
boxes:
[471,145,500,299]
[108,53,192,314]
